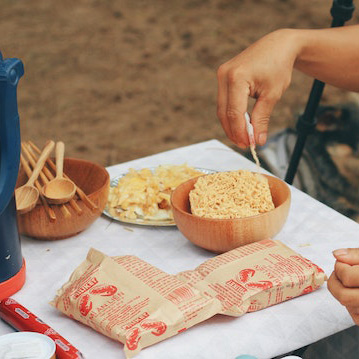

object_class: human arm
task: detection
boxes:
[327,248,359,325]
[217,25,359,148]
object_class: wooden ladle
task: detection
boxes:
[15,140,55,214]
[42,141,76,204]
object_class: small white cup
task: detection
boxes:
[0,331,56,359]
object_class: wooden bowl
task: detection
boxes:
[171,173,291,253]
[16,158,109,240]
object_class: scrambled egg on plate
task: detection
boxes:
[107,164,203,222]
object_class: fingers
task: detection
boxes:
[328,264,359,325]
[226,77,250,147]
[327,271,359,308]
[217,65,232,141]
[346,306,359,325]
[216,29,299,148]
[217,65,250,148]
[251,94,278,146]
[327,271,341,300]
[333,248,359,265]
[334,261,359,287]
[217,62,278,148]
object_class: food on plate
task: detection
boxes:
[107,164,203,221]
[189,170,274,219]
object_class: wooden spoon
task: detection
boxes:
[42,141,76,204]
[20,153,56,222]
[15,140,55,214]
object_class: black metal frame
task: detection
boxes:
[284,0,355,184]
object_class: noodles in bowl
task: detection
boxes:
[189,170,274,219]
[171,170,291,253]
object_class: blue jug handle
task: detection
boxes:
[0,52,24,215]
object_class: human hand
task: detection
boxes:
[216,29,299,148]
[327,248,359,325]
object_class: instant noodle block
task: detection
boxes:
[171,171,291,253]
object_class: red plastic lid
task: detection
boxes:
[0,259,26,301]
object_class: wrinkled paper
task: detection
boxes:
[51,240,326,358]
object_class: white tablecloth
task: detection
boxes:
[1,139,358,359]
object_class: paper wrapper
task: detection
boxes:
[51,240,326,358]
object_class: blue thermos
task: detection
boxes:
[0,52,25,299]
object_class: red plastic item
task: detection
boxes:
[0,260,26,301]
[0,297,84,359]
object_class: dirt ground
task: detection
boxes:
[2,0,359,167]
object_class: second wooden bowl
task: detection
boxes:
[171,173,291,253]
[16,158,109,240]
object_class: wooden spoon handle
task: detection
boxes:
[27,140,55,186]
[24,142,72,218]
[20,153,35,180]
[28,140,98,212]
[20,153,56,222]
[26,142,82,216]
[56,141,65,178]
[22,143,49,185]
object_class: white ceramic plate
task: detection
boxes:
[103,167,216,226]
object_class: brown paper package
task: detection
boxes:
[51,239,326,358]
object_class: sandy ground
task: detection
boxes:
[2,0,359,166]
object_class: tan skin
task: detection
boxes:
[217,25,359,324]
[328,249,359,325]
[217,25,359,148]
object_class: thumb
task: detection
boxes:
[251,95,277,146]
[333,248,359,265]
